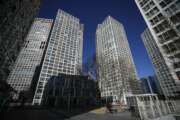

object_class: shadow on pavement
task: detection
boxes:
[1,105,105,120]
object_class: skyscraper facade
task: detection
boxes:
[135,0,180,87]
[33,10,84,105]
[142,29,179,97]
[96,16,139,104]
[7,18,53,99]
[0,0,41,81]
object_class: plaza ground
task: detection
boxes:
[1,107,139,120]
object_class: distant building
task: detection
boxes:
[0,0,41,81]
[7,18,53,100]
[141,29,179,97]
[140,76,162,95]
[96,16,140,105]
[33,10,84,105]
[135,0,180,97]
[43,74,97,110]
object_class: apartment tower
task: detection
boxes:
[7,18,53,99]
[33,10,83,105]
[135,0,180,97]
[142,28,179,97]
[96,16,139,104]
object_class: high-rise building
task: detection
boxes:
[7,18,53,99]
[96,16,140,104]
[33,10,84,105]
[135,0,180,88]
[141,29,179,97]
[0,0,41,81]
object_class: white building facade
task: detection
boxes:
[142,28,179,97]
[96,16,139,104]
[7,18,53,98]
[33,10,83,105]
[135,0,180,97]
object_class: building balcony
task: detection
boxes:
[139,0,150,8]
[162,1,177,11]
[156,28,172,37]
[147,10,160,20]
[144,5,156,14]
[166,9,180,18]
[159,38,178,47]
[166,50,180,58]
[158,32,179,45]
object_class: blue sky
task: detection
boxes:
[38,0,155,79]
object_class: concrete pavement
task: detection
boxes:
[2,107,139,120]
[65,111,139,120]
